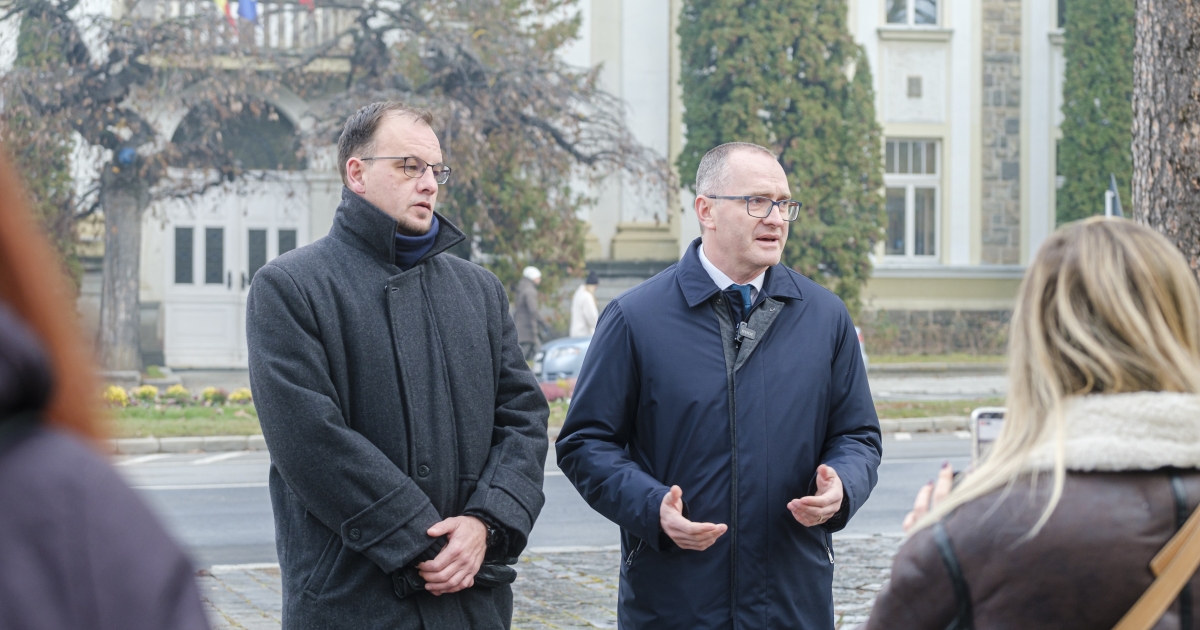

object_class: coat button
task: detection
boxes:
[418,465,431,478]
[349,528,361,541]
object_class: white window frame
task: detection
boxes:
[883,139,940,261]
[884,0,940,27]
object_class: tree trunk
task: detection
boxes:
[96,171,148,371]
[1132,0,1200,279]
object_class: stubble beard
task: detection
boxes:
[395,212,433,237]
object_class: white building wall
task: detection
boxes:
[617,0,670,224]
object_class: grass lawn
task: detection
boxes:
[869,353,1006,364]
[110,396,995,438]
[875,398,1005,419]
[109,405,262,438]
[548,400,569,429]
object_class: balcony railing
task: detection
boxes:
[150,0,358,54]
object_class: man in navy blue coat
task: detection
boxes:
[556,142,882,629]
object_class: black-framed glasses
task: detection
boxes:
[359,156,451,184]
[705,195,802,222]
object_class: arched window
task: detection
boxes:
[169,103,306,171]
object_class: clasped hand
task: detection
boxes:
[659,465,845,552]
[417,515,487,596]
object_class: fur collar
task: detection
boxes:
[1025,392,1200,472]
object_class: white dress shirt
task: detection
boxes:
[698,243,765,303]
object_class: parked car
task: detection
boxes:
[532,328,864,401]
[531,336,591,402]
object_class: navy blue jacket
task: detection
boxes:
[556,239,881,629]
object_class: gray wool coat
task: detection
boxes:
[513,277,542,345]
[246,189,549,630]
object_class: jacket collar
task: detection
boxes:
[329,187,465,267]
[677,237,804,308]
[1025,392,1200,472]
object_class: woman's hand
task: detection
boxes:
[902,462,955,533]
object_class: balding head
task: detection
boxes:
[694,142,778,196]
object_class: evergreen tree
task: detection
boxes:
[1057,0,1134,224]
[677,0,884,315]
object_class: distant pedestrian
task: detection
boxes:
[0,150,209,630]
[514,266,545,360]
[569,272,599,338]
[246,102,549,630]
[864,218,1200,630]
[557,141,881,629]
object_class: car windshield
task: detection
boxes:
[544,344,586,376]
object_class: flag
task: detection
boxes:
[213,0,234,27]
[298,0,313,12]
[237,0,257,23]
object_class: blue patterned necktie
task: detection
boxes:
[727,284,753,322]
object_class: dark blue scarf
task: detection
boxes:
[394,215,440,271]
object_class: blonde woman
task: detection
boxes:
[864,218,1200,629]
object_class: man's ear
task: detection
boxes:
[345,157,369,194]
[695,195,717,233]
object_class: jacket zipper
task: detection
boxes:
[726,299,753,627]
[823,531,835,564]
[625,538,646,567]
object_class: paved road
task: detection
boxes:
[117,433,969,568]
[868,372,1007,401]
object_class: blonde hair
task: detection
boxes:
[914,217,1200,534]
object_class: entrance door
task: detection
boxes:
[163,177,310,368]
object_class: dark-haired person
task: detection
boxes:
[0,149,209,630]
[557,142,882,629]
[246,102,549,630]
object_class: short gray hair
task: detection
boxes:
[694,142,777,195]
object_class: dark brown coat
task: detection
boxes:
[866,392,1200,630]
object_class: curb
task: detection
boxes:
[110,435,267,454]
[878,416,968,433]
[114,416,972,454]
[867,362,1006,375]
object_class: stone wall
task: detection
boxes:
[980,0,1023,264]
[858,309,1011,356]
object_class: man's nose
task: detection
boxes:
[762,203,787,227]
[416,167,439,194]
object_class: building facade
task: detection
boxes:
[7,0,1070,367]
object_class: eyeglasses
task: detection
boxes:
[359,156,451,185]
[705,195,802,222]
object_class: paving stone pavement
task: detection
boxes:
[198,535,903,629]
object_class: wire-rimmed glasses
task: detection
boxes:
[359,156,451,185]
[704,195,802,222]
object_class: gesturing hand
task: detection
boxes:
[417,516,488,596]
[902,461,955,533]
[788,464,844,527]
[659,485,727,551]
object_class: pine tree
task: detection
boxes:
[1057,0,1135,224]
[677,0,884,315]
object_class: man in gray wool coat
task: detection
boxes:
[246,101,550,630]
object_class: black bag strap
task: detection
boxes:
[933,521,974,630]
[1171,474,1194,630]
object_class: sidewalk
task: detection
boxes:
[198,536,903,629]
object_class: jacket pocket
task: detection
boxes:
[302,532,341,599]
[624,537,647,568]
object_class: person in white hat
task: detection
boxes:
[514,266,545,360]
